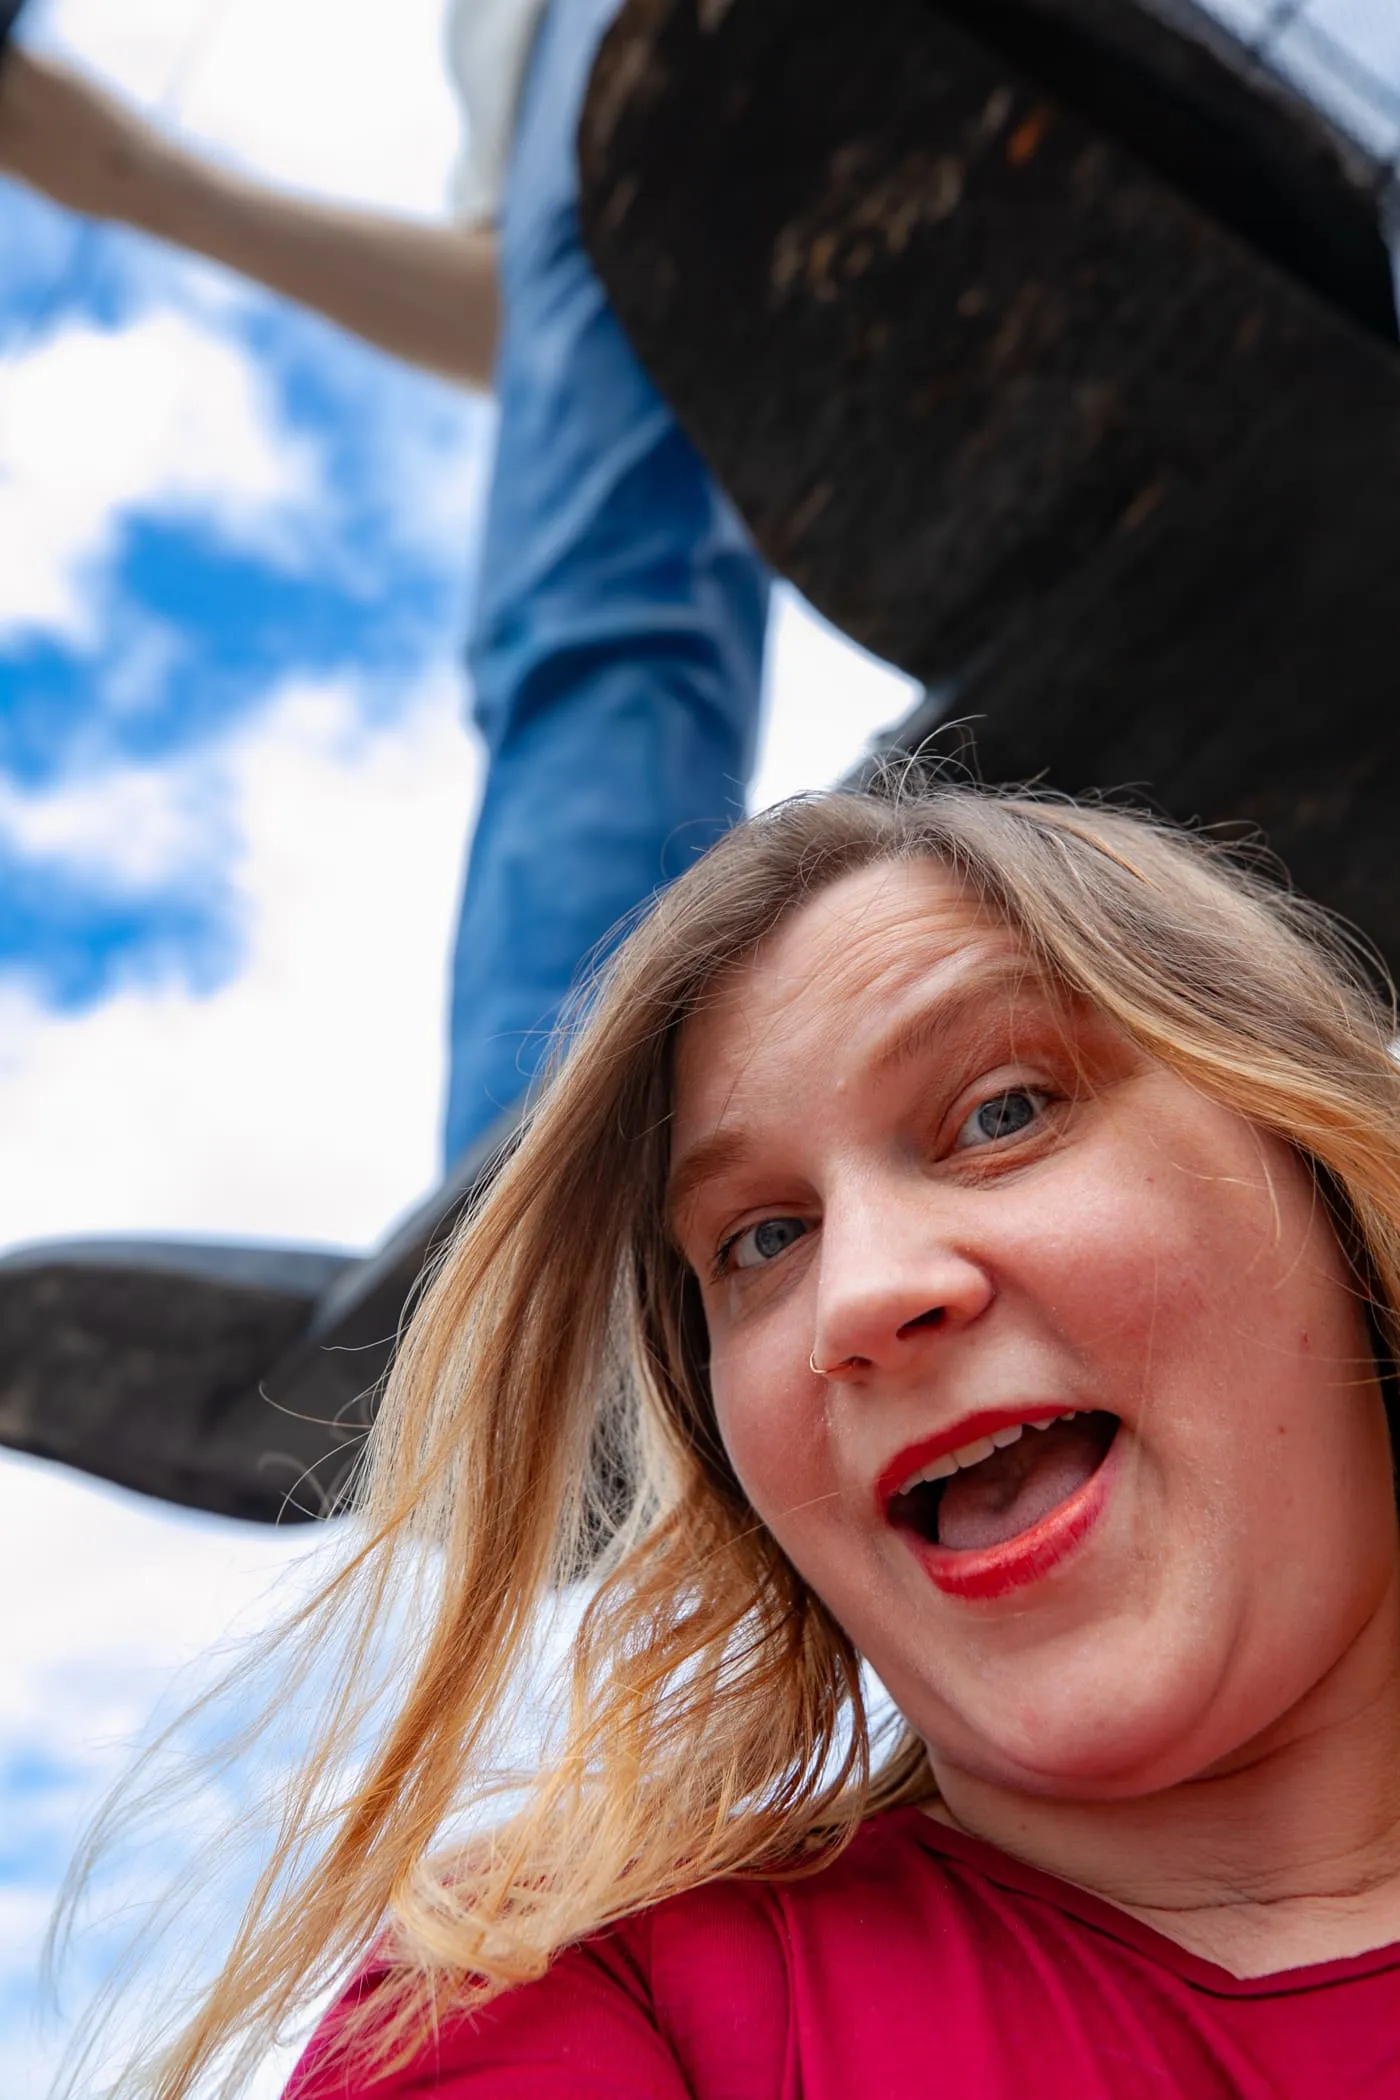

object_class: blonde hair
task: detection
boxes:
[83,783,1400,2095]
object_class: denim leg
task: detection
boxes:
[443,0,769,1164]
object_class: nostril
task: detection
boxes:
[898,1306,946,1339]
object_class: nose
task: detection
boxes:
[810,1181,995,1380]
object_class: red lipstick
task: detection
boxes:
[879,1407,1119,1604]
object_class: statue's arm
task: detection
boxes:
[0,51,500,388]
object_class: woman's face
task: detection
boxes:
[669,859,1399,1799]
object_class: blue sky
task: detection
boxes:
[1,0,1394,2092]
[0,179,482,1015]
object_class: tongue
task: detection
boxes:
[937,1418,1108,1552]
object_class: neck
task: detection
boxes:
[927,1591,1400,1978]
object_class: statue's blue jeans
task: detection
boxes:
[443,0,770,1164]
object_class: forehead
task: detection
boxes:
[673,859,1031,1133]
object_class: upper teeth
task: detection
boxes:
[896,1414,1080,1493]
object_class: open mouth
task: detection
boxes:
[886,1411,1121,1555]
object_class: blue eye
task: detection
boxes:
[722,1216,811,1273]
[954,1087,1049,1150]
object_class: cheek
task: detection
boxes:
[710,1340,835,1530]
[1053,1145,1390,1534]
[989,1173,1208,1409]
[1029,1150,1290,1378]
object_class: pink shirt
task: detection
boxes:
[286,1808,1400,2096]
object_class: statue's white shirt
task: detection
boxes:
[446,0,551,224]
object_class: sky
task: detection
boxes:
[0,0,1396,2094]
[0,2,920,2090]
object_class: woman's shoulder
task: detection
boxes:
[645,1800,941,1972]
[285,1809,938,2098]
[644,1806,943,2090]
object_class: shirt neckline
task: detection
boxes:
[893,1806,1400,1998]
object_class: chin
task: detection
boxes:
[892,1648,1254,1802]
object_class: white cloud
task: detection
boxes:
[0,664,481,1255]
[0,744,231,893]
[0,1454,322,1745]
[359,375,495,572]
[255,311,492,575]
[33,0,465,216]
[753,586,919,812]
[0,1448,329,2100]
[0,306,321,642]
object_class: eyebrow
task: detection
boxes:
[666,1128,759,1243]
[867,955,1050,1079]
[665,953,1057,1239]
